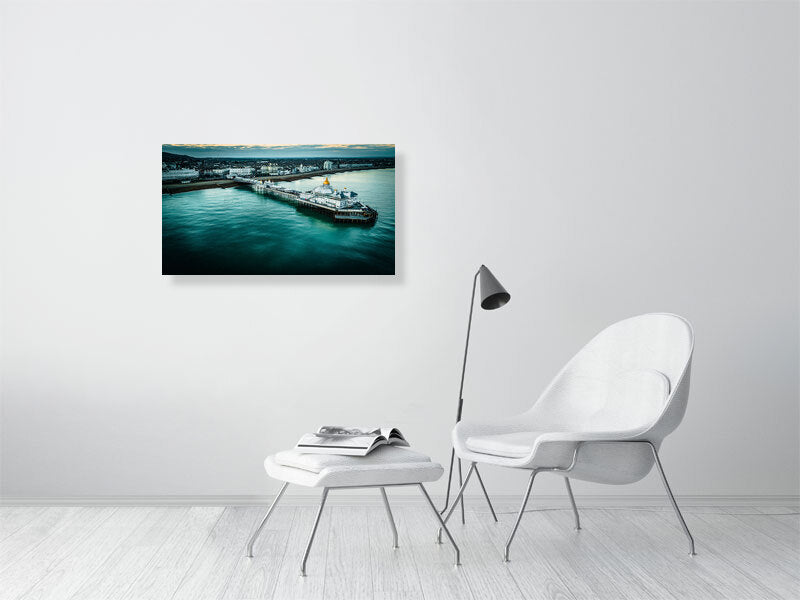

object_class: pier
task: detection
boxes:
[229,177,377,224]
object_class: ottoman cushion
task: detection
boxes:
[265,445,444,488]
[273,446,435,473]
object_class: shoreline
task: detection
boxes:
[162,165,391,195]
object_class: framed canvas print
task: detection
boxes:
[162,144,395,275]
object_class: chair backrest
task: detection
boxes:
[528,313,694,443]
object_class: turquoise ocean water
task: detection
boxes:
[162,168,395,275]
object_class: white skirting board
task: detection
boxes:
[1,494,798,507]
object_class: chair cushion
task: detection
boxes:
[464,370,671,460]
[273,446,434,474]
[465,431,542,459]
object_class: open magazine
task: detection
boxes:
[294,426,410,456]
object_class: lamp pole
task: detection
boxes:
[440,267,499,524]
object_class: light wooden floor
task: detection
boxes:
[0,502,797,600]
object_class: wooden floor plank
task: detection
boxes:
[548,508,681,600]
[18,508,151,600]
[753,506,800,515]
[531,507,643,599]
[0,508,46,544]
[172,507,263,600]
[685,510,800,599]
[0,507,82,573]
[717,508,800,553]
[222,506,296,600]
[0,503,797,600]
[67,507,188,600]
[267,505,331,600]
[452,508,525,600]
[542,507,664,600]
[366,498,425,600]
[401,504,475,600]
[0,507,116,600]
[479,503,587,600]
[118,506,224,600]
[747,507,800,549]
[624,508,783,600]
[323,506,373,600]
[591,508,736,600]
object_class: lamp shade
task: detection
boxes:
[478,265,510,310]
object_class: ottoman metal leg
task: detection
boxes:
[301,487,329,577]
[246,481,289,557]
[380,487,399,549]
[418,484,461,567]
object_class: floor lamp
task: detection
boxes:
[440,264,510,524]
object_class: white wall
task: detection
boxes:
[1,0,797,500]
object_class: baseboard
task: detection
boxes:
[1,494,798,507]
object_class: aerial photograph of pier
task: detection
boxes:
[162,144,395,275]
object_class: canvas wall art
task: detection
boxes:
[162,144,395,275]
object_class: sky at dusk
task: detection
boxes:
[163,144,395,158]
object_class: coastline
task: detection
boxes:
[162,179,238,194]
[162,165,390,195]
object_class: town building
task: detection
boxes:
[162,168,199,181]
[228,167,254,176]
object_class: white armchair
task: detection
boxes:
[439,313,697,561]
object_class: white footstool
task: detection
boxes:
[245,446,461,575]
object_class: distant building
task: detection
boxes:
[338,162,373,169]
[323,160,336,170]
[162,168,199,181]
[228,167,253,176]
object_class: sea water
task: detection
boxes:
[162,168,395,275]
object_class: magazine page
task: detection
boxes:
[316,426,381,437]
[316,426,408,446]
[377,427,408,446]
[299,426,408,454]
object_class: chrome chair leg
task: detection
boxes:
[419,484,461,566]
[440,455,496,525]
[246,481,289,557]
[474,466,498,522]
[648,442,696,556]
[437,462,476,543]
[564,477,581,530]
[300,488,329,576]
[380,487,399,549]
[457,458,465,524]
[504,470,538,562]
